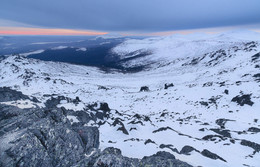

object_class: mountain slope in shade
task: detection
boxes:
[0,31,260,167]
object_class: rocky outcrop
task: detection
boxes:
[0,87,30,102]
[0,88,192,167]
[0,103,100,167]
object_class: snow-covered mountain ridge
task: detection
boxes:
[0,31,260,167]
[112,30,260,69]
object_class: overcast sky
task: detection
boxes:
[0,0,260,32]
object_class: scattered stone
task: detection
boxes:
[210,129,231,138]
[128,120,144,125]
[224,89,229,95]
[99,103,110,112]
[164,83,174,89]
[248,127,260,133]
[45,77,51,81]
[112,118,129,135]
[180,146,199,155]
[199,128,205,132]
[98,86,109,90]
[253,73,260,82]
[153,127,173,133]
[144,139,156,145]
[129,127,137,131]
[159,144,179,153]
[201,149,226,162]
[140,86,149,92]
[202,135,225,141]
[251,52,260,62]
[203,82,213,87]
[240,140,260,154]
[141,151,192,167]
[215,118,234,129]
[200,101,209,106]
[231,94,254,106]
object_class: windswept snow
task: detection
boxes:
[0,99,44,109]
[0,31,260,167]
[51,46,68,50]
[20,49,45,56]
[76,47,87,51]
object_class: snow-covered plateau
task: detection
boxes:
[0,31,260,167]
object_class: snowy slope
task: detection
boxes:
[112,30,260,69]
[0,31,260,167]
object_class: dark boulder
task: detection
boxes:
[248,127,260,133]
[112,118,129,135]
[210,128,231,138]
[224,89,229,95]
[251,52,260,62]
[140,86,149,92]
[253,73,260,82]
[240,140,260,153]
[159,144,179,153]
[72,96,81,104]
[99,103,110,112]
[144,139,156,145]
[164,83,174,89]
[180,146,199,155]
[153,126,173,133]
[201,149,226,162]
[215,118,234,129]
[231,94,254,106]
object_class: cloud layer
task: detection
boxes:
[0,0,260,32]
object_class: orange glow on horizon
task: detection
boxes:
[0,27,108,36]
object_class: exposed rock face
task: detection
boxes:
[0,104,99,167]
[0,88,192,167]
[0,87,30,102]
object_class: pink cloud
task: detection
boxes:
[0,27,108,36]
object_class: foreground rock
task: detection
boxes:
[0,88,192,167]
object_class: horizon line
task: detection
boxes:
[0,27,108,36]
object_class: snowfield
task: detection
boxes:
[0,31,260,167]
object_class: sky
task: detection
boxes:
[0,0,260,36]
